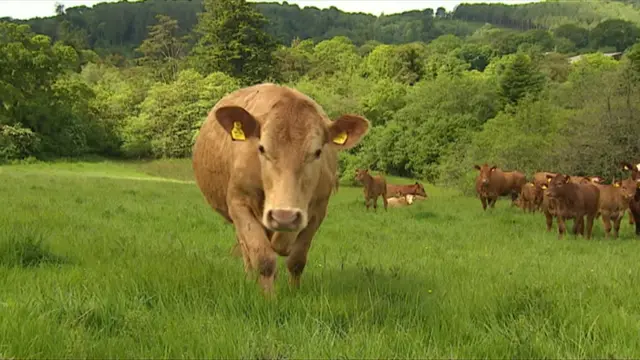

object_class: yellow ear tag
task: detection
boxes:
[541,184,547,189]
[624,165,630,170]
[231,121,246,141]
[332,131,348,145]
[614,183,621,188]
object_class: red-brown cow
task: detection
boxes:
[474,164,527,210]
[355,168,388,211]
[542,173,600,239]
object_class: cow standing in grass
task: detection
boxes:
[590,178,636,239]
[192,83,370,296]
[355,168,388,211]
[473,164,526,210]
[622,162,640,227]
[519,182,537,213]
[542,173,600,240]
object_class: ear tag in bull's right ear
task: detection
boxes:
[332,131,348,145]
[231,121,246,141]
[613,182,621,188]
[541,184,547,189]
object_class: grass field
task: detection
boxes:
[2,158,640,358]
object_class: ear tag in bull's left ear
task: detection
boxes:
[333,131,348,145]
[614,183,621,188]
[541,184,547,189]
[231,121,246,141]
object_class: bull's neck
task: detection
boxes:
[362,174,374,187]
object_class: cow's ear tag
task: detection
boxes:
[614,183,621,188]
[541,184,547,189]
[333,131,348,145]
[231,121,246,141]
[624,165,630,170]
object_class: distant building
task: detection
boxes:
[568,52,623,64]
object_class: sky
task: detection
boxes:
[0,0,540,20]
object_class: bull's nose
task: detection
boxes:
[267,209,302,229]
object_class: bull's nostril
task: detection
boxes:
[269,209,299,225]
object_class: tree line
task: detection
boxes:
[2,0,640,194]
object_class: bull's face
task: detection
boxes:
[474,164,497,187]
[215,103,370,232]
[355,169,368,182]
[406,194,415,204]
[543,173,570,198]
[621,162,640,181]
[617,179,637,201]
[412,182,427,197]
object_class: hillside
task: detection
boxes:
[3,0,640,58]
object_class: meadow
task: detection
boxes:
[1,159,640,359]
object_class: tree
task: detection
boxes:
[135,14,187,83]
[189,0,277,85]
[497,52,545,105]
[553,23,589,49]
[590,19,640,52]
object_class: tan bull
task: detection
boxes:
[192,83,370,296]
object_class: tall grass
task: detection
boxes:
[0,160,639,358]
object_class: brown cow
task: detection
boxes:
[192,83,370,296]
[622,162,640,226]
[473,164,527,210]
[591,179,636,239]
[355,169,388,211]
[387,182,428,198]
[386,194,415,208]
[629,180,640,236]
[519,182,537,213]
[533,171,557,215]
[541,173,600,240]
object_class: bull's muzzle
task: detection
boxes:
[265,208,304,232]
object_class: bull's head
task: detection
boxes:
[412,182,427,197]
[406,194,415,204]
[621,162,640,181]
[542,173,570,198]
[355,168,369,183]
[616,178,637,201]
[215,101,370,232]
[474,163,497,187]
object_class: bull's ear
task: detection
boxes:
[613,180,621,188]
[215,106,260,141]
[545,174,553,182]
[327,114,370,150]
[490,165,497,172]
[474,165,481,170]
[622,162,633,171]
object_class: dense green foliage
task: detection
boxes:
[3,0,640,194]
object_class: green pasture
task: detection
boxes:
[1,159,639,358]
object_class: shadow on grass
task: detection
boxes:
[0,229,72,268]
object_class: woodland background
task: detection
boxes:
[2,0,640,194]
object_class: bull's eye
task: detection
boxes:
[258,145,265,154]
[314,149,322,159]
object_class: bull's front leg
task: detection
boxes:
[229,203,277,297]
[544,211,553,232]
[557,216,567,239]
[480,196,487,211]
[286,203,328,289]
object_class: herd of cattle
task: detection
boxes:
[473,162,640,240]
[190,83,640,296]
